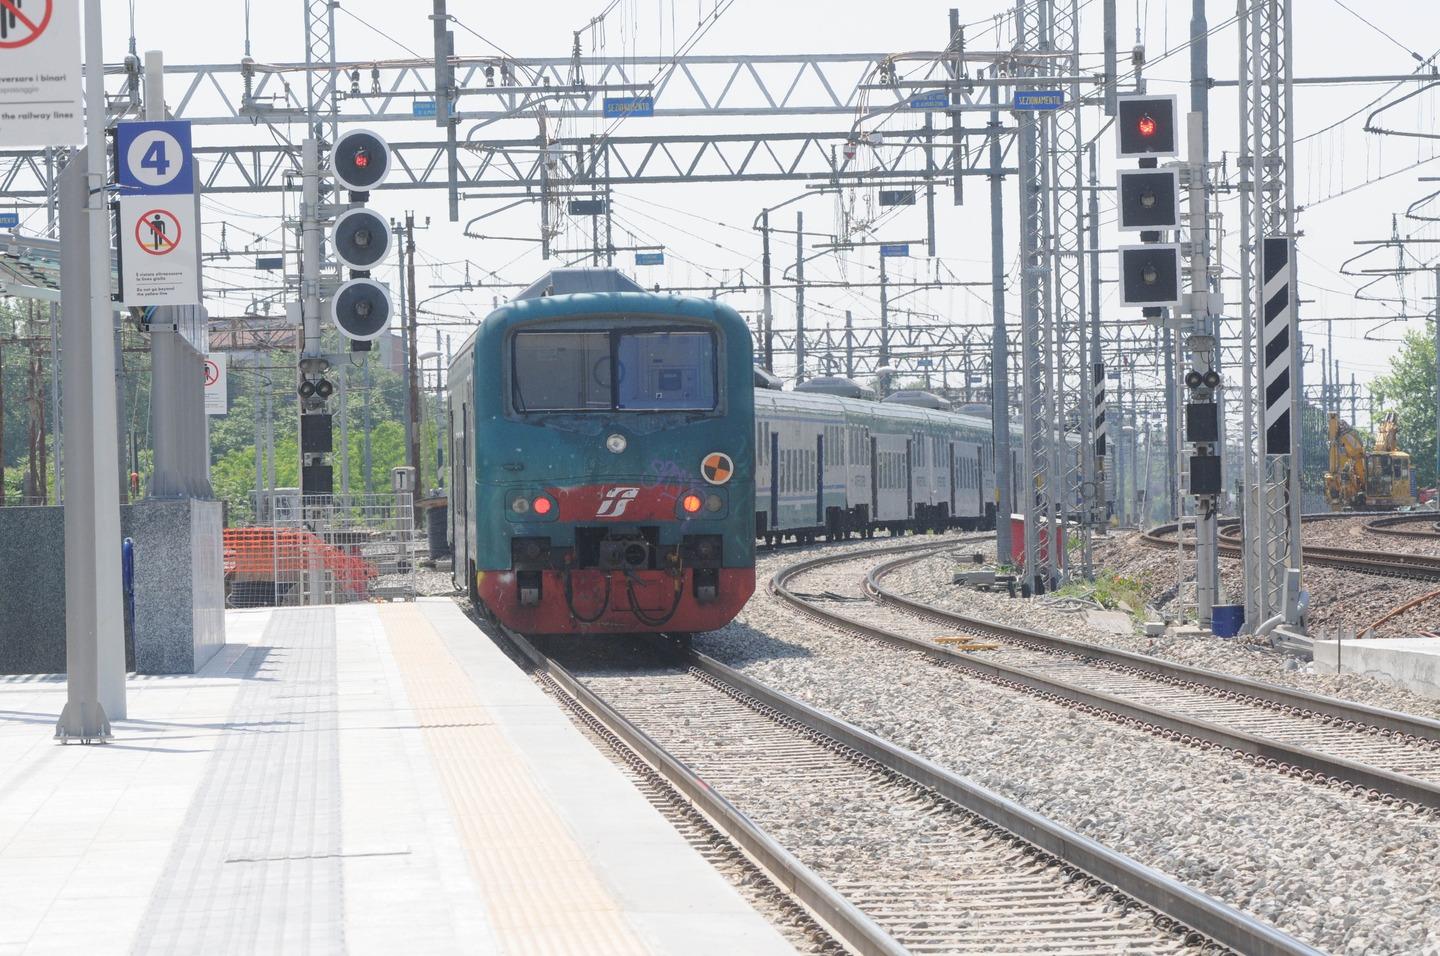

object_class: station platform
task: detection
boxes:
[1312,635,1440,701]
[0,599,794,956]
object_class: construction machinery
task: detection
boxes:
[1325,412,1417,511]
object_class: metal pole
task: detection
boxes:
[406,212,422,513]
[989,67,1013,562]
[844,310,854,379]
[795,211,805,382]
[1435,268,1440,493]
[761,209,774,372]
[1103,0,1118,115]
[253,364,264,518]
[339,365,350,497]
[363,356,374,494]
[56,0,127,739]
[46,148,62,504]
[1188,110,1219,624]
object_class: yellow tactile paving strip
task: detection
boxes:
[379,604,650,956]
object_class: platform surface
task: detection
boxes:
[0,599,793,956]
[1312,635,1440,701]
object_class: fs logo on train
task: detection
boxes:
[596,486,640,518]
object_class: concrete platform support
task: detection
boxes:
[1312,638,1440,701]
[0,500,225,675]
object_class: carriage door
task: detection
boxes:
[770,432,780,529]
[815,434,825,525]
[948,442,957,515]
[870,436,879,516]
[905,439,914,518]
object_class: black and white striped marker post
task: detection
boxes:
[1262,237,1293,455]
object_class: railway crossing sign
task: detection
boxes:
[0,0,83,147]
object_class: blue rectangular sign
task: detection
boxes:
[635,252,665,266]
[1013,89,1065,111]
[0,213,18,229]
[603,95,655,118]
[907,91,949,110]
[879,243,910,258]
[115,120,195,196]
[412,99,438,118]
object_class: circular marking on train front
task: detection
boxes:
[701,452,734,485]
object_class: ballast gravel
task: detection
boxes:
[698,537,1440,956]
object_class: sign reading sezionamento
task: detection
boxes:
[0,0,82,147]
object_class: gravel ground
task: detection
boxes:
[695,537,1440,955]
[888,546,1440,723]
[1305,515,1440,559]
[1092,530,1440,638]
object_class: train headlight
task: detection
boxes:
[705,493,724,513]
[606,433,627,454]
[511,497,530,514]
[681,494,703,514]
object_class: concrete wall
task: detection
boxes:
[0,500,224,676]
[1312,638,1440,701]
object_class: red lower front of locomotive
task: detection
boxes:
[477,567,755,635]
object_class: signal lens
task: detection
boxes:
[682,494,703,514]
[1138,114,1157,138]
[511,497,530,514]
[532,496,553,516]
[354,148,371,168]
[705,493,724,512]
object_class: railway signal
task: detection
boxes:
[1117,244,1183,309]
[1116,93,1178,158]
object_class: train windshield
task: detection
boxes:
[512,327,718,413]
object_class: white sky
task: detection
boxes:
[85,0,1440,404]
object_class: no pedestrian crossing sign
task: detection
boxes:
[116,119,199,305]
[203,353,228,416]
[120,197,198,303]
[0,0,84,147]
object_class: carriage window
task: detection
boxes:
[616,331,717,410]
[512,331,611,411]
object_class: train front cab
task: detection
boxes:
[461,288,756,634]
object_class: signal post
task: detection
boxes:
[297,130,395,497]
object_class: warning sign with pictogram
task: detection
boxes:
[204,353,228,416]
[0,0,83,147]
[119,195,198,305]
[135,209,181,255]
[701,452,734,485]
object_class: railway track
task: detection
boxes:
[1142,518,1440,582]
[497,622,1314,956]
[1362,512,1440,541]
[771,542,1440,813]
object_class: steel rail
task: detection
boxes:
[684,651,1320,956]
[863,549,1440,745]
[1363,512,1440,540]
[495,618,1316,956]
[496,626,908,956]
[1143,519,1440,582]
[771,547,1440,811]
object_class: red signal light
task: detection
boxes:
[353,148,371,169]
[1137,114,1157,138]
[532,496,553,515]
[681,494,703,514]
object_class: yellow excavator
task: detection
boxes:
[1325,412,1417,511]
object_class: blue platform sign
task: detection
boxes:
[115,120,195,196]
[1013,90,1065,111]
[635,252,665,266]
[879,243,910,258]
[412,99,438,118]
[907,90,949,110]
[0,213,18,229]
[603,96,655,118]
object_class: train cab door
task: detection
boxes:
[815,433,825,526]
[770,431,780,530]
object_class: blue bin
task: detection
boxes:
[1211,604,1244,638]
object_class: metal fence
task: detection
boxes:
[225,492,419,608]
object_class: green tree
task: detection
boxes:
[1370,324,1439,491]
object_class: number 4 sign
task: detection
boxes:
[115,120,194,196]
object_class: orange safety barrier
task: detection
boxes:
[224,527,379,598]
